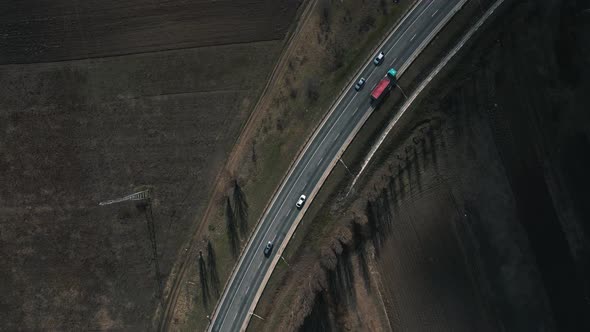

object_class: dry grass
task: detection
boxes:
[168,0,414,330]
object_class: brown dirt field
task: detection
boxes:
[372,182,497,331]
[249,0,590,331]
[0,1,301,328]
[0,0,300,63]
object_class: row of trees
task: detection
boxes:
[196,180,249,306]
[197,241,221,306]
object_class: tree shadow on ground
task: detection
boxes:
[198,251,209,306]
[232,180,249,237]
[366,201,383,257]
[299,292,333,332]
[352,221,371,291]
[207,241,220,296]
[412,139,423,191]
[366,193,395,259]
[225,196,240,258]
[328,241,356,307]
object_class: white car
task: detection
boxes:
[296,195,307,209]
[374,52,385,65]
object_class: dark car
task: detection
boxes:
[263,241,273,257]
[354,77,366,91]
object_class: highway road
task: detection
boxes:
[209,1,465,331]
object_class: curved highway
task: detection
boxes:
[209,1,466,331]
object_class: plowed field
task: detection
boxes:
[0,0,299,63]
[0,0,300,330]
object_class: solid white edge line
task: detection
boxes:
[240,0,467,331]
[231,2,465,331]
[218,62,359,328]
[234,0,470,330]
[209,0,440,330]
[349,0,503,193]
[240,0,473,330]
[386,0,436,54]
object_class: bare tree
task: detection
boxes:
[225,196,239,257]
[232,180,249,236]
[306,78,320,104]
[207,241,220,296]
[319,0,332,33]
[198,251,209,306]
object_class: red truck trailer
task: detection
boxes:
[370,68,397,105]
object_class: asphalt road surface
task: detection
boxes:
[209,1,464,331]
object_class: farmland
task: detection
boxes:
[0,0,300,330]
[0,0,299,63]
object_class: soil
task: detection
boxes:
[249,0,590,331]
[0,1,301,330]
[0,0,300,64]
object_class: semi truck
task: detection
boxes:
[370,68,397,105]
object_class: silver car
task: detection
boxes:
[296,194,307,209]
[354,77,366,91]
[374,52,385,65]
